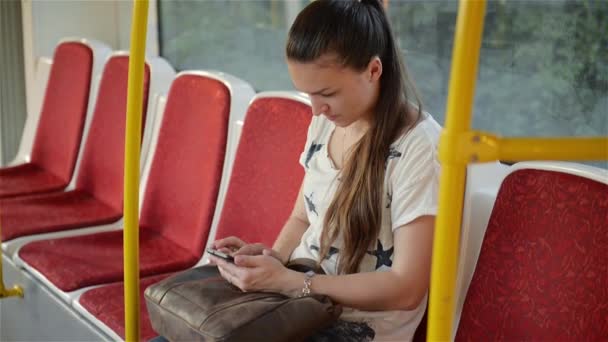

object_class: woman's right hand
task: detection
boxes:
[213,236,285,264]
[212,236,247,255]
[236,244,285,264]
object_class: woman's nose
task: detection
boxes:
[311,101,329,116]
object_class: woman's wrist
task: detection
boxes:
[280,269,306,297]
[272,248,291,265]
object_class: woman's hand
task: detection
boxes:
[213,236,285,264]
[212,236,247,254]
[233,243,285,264]
[209,249,302,296]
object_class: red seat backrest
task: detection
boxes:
[139,74,231,256]
[30,42,93,183]
[75,55,150,212]
[214,97,311,246]
[456,169,608,341]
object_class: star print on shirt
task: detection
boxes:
[304,192,318,216]
[310,244,340,260]
[366,240,394,269]
[305,143,323,168]
[385,147,402,168]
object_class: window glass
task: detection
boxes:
[160,0,606,165]
[159,0,304,91]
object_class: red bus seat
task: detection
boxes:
[77,92,312,341]
[18,73,232,292]
[0,55,150,242]
[0,41,93,198]
[78,274,170,341]
[456,166,608,341]
[211,95,311,246]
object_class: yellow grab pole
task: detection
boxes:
[0,209,24,299]
[499,137,608,161]
[444,132,608,164]
[428,1,486,341]
[124,1,148,341]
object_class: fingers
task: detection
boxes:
[217,247,233,255]
[212,256,240,280]
[217,264,240,288]
[233,243,265,256]
[262,248,284,264]
[213,236,246,251]
[234,254,268,268]
[207,255,221,267]
[212,255,247,278]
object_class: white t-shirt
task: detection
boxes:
[290,112,441,341]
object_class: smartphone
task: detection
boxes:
[206,247,235,263]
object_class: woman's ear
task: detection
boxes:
[367,56,383,82]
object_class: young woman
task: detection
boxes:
[210,0,441,340]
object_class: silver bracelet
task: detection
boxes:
[299,270,315,297]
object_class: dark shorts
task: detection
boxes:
[149,320,375,342]
[305,320,376,342]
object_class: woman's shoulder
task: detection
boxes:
[386,112,441,186]
[392,112,442,153]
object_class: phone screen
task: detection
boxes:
[206,247,235,263]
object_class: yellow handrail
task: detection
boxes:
[428,1,608,341]
[440,133,608,164]
[123,1,148,341]
[0,209,24,299]
[428,0,486,341]
[496,137,607,161]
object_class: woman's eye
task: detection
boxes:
[320,92,336,97]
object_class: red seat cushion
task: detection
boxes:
[0,42,93,199]
[0,190,121,241]
[214,97,311,246]
[78,96,311,340]
[75,55,150,212]
[0,164,65,198]
[43,74,232,340]
[18,230,197,292]
[456,169,608,341]
[140,74,230,257]
[18,74,232,292]
[78,274,171,341]
[0,56,150,242]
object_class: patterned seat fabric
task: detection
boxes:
[456,169,608,341]
[0,42,93,198]
[78,95,311,341]
[79,274,170,340]
[213,97,311,245]
[0,56,149,242]
[18,74,230,291]
[0,190,120,241]
[20,230,196,292]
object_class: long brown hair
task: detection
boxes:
[286,0,422,274]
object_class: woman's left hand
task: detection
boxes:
[209,249,302,296]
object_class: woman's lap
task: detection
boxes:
[150,320,375,342]
[305,320,375,342]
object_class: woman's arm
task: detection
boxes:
[272,183,310,263]
[214,215,434,312]
[292,216,435,310]
[290,215,434,311]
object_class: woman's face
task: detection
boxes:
[287,54,382,128]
